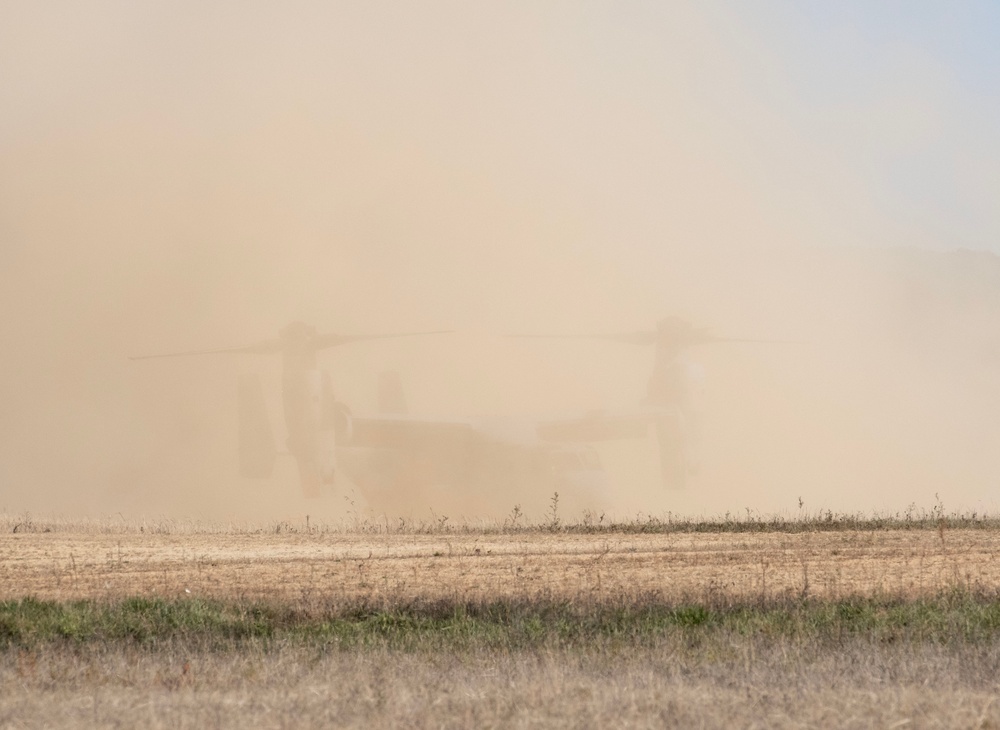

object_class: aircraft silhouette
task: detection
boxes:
[132,318,782,510]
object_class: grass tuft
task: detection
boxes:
[3,504,998,536]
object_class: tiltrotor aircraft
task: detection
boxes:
[132,318,757,512]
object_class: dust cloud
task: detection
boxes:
[1,2,998,521]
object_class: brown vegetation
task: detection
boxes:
[1,518,995,605]
[4,642,1000,729]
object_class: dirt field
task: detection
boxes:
[2,525,994,603]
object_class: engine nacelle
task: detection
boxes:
[284,369,342,495]
[237,373,276,479]
[329,400,353,443]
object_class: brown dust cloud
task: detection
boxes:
[2,2,999,522]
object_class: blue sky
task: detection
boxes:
[729,1,1000,251]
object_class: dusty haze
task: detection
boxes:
[2,2,999,521]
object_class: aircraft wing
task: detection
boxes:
[534,406,666,443]
[347,406,668,448]
[347,414,481,450]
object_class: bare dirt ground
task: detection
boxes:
[1,526,994,603]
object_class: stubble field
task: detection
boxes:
[3,513,1000,728]
[2,517,997,604]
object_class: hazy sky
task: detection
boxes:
[735,1,1000,251]
[3,1,998,259]
[2,2,999,520]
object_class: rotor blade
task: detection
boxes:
[313,330,452,350]
[509,333,800,346]
[508,332,658,345]
[129,339,282,360]
[700,337,804,345]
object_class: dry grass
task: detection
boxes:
[2,520,996,604]
[3,638,1000,728]
[1,501,993,536]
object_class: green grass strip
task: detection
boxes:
[5,591,1000,651]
